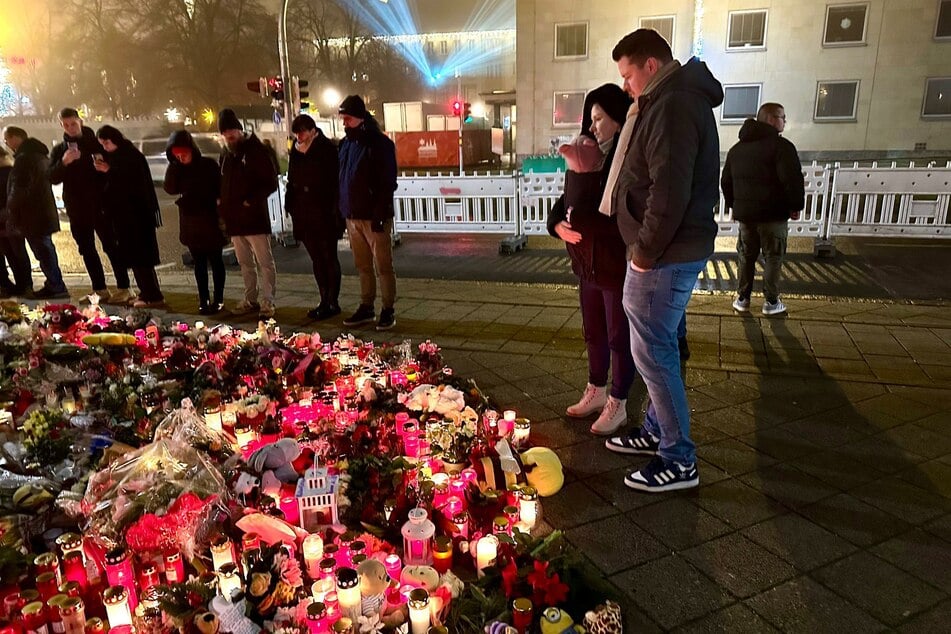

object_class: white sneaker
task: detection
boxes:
[762,299,787,316]
[732,296,750,312]
[566,383,607,418]
[590,397,627,436]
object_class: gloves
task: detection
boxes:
[371,218,386,233]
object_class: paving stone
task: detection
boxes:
[700,438,778,475]
[736,397,809,426]
[852,393,941,427]
[742,513,856,571]
[696,458,732,487]
[745,576,887,633]
[628,496,732,551]
[798,493,910,547]
[695,380,762,405]
[540,481,618,529]
[873,529,951,592]
[691,422,730,446]
[737,427,823,463]
[738,463,840,509]
[695,407,763,437]
[693,478,788,529]
[898,460,951,499]
[584,466,668,514]
[566,514,668,575]
[812,551,947,626]
[686,391,730,414]
[672,603,779,633]
[851,476,950,525]
[835,435,930,474]
[557,438,635,478]
[610,555,734,630]
[789,450,887,491]
[683,533,798,598]
[923,513,951,543]
[779,413,871,449]
[530,418,589,450]
[879,423,951,459]
[898,599,951,633]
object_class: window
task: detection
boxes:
[727,10,768,50]
[814,80,860,121]
[555,22,588,58]
[823,3,869,46]
[721,84,762,123]
[936,0,951,39]
[553,91,585,127]
[922,77,951,117]
[639,15,675,47]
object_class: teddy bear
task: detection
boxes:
[584,600,623,634]
[248,437,301,484]
[399,565,440,591]
[521,447,565,497]
[358,559,389,617]
[539,607,584,634]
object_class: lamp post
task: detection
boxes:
[278,0,294,141]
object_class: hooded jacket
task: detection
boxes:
[337,119,397,223]
[613,57,723,269]
[721,119,805,224]
[7,137,60,238]
[218,133,278,236]
[100,139,160,268]
[164,131,228,251]
[285,129,340,240]
[48,125,106,225]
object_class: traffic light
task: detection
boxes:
[247,77,268,98]
[268,77,285,102]
[464,102,472,123]
[292,77,310,113]
[451,100,462,117]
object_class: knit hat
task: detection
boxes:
[338,95,368,120]
[217,108,243,133]
[580,84,632,137]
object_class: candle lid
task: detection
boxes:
[59,596,83,615]
[102,586,128,605]
[85,618,105,634]
[35,552,59,566]
[408,587,429,607]
[306,601,327,619]
[335,567,359,589]
[55,532,83,551]
[513,597,533,613]
[48,593,69,609]
[21,601,45,617]
[210,535,231,549]
[520,486,538,500]
[218,563,239,577]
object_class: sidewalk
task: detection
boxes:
[147,272,951,631]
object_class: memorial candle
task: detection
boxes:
[302,534,324,580]
[432,537,452,574]
[102,586,132,629]
[407,589,430,634]
[475,535,498,578]
[383,554,402,581]
[334,568,360,622]
[210,536,235,572]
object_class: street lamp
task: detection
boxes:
[323,87,341,138]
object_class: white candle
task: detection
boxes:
[335,567,361,622]
[103,586,132,628]
[217,564,242,600]
[519,486,539,530]
[475,535,499,578]
[408,588,430,634]
[204,407,223,433]
[302,534,324,580]
[210,537,235,571]
[513,418,531,447]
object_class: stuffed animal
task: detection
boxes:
[248,438,301,483]
[584,600,623,634]
[472,442,564,497]
[539,607,583,634]
[358,559,390,616]
[521,447,565,497]
[485,623,518,634]
[399,565,440,591]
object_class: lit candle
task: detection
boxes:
[210,536,235,572]
[103,547,137,611]
[56,533,84,563]
[512,418,531,448]
[475,535,499,578]
[302,534,324,580]
[335,567,360,622]
[217,563,242,601]
[164,551,185,584]
[432,537,452,574]
[452,511,469,539]
[203,406,223,433]
[395,412,410,435]
[62,552,87,591]
[444,496,464,517]
[512,597,533,633]
[306,601,328,634]
[234,422,257,450]
[459,468,477,486]
[383,553,402,581]
[407,588,430,634]
[280,496,300,525]
[432,482,450,509]
[519,486,539,530]
[102,586,132,629]
[500,410,517,436]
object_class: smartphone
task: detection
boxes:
[93,153,103,162]
[67,142,78,151]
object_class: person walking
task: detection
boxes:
[286,114,342,321]
[217,109,279,321]
[2,126,69,299]
[0,146,30,297]
[547,84,636,436]
[94,126,164,308]
[164,130,228,315]
[602,29,722,492]
[722,102,804,317]
[337,95,398,331]
[49,107,131,303]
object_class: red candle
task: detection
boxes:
[512,598,533,633]
[62,554,87,592]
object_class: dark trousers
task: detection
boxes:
[301,232,341,308]
[70,220,129,291]
[737,220,788,303]
[579,278,637,399]
[132,267,163,302]
[26,235,66,292]
[190,247,226,305]
[0,235,32,292]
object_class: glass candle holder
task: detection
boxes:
[203,406,223,433]
[432,536,452,574]
[383,553,402,581]
[334,568,360,622]
[279,496,300,525]
[519,486,539,530]
[407,588,430,634]
[210,536,235,572]
[302,534,324,580]
[475,535,499,578]
[138,562,160,592]
[36,572,59,601]
[492,515,511,537]
[163,551,185,584]
[21,601,47,634]
[103,548,137,611]
[102,586,132,629]
[305,601,328,634]
[35,552,61,586]
[503,505,520,527]
[62,552,86,592]
[512,597,533,633]
[512,418,531,448]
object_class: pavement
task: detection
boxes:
[60,264,947,633]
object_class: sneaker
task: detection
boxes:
[132,296,165,309]
[678,336,691,361]
[342,304,375,327]
[231,300,260,315]
[732,296,751,312]
[590,397,627,436]
[258,301,276,320]
[605,427,660,456]
[566,383,607,418]
[31,286,70,300]
[624,456,699,492]
[376,308,396,331]
[108,288,133,305]
[762,299,787,316]
[307,304,342,321]
[199,302,224,316]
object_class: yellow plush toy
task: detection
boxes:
[521,447,565,497]
[539,607,583,634]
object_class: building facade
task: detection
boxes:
[516,0,951,159]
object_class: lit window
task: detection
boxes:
[936,0,951,39]
[721,84,763,123]
[814,80,860,121]
[727,10,768,50]
[555,22,588,59]
[922,77,951,117]
[823,3,869,46]
[552,91,585,127]
[639,16,675,47]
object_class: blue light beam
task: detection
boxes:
[345,0,433,79]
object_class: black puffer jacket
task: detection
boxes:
[100,140,160,268]
[48,126,105,226]
[7,138,60,238]
[721,119,805,223]
[218,133,278,236]
[164,131,228,251]
[285,130,341,240]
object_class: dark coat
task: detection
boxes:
[218,133,278,236]
[7,138,60,239]
[613,57,723,269]
[721,119,805,224]
[100,139,160,268]
[285,130,341,241]
[0,164,11,237]
[337,120,397,223]
[164,131,228,252]
[48,126,106,226]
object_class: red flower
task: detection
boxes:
[526,560,569,607]
[526,560,550,588]
[501,560,520,598]
[542,572,569,606]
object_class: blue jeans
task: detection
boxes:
[27,235,67,293]
[623,259,705,465]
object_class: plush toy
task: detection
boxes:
[521,447,565,497]
[358,559,389,616]
[584,600,623,634]
[539,607,583,634]
[399,565,440,591]
[248,438,301,483]
[485,623,518,634]
[559,135,605,173]
[193,612,220,634]
[472,442,564,497]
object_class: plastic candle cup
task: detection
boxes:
[163,551,185,584]
[302,534,324,580]
[279,496,300,525]
[334,567,360,622]
[203,406,223,432]
[383,553,402,581]
[432,536,452,574]
[217,564,242,601]
[210,536,235,572]
[102,586,132,629]
[512,418,531,448]
[512,597,533,633]
[519,486,539,530]
[407,588,430,634]
[305,601,328,634]
[475,535,499,578]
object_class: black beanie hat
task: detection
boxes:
[580,83,632,138]
[218,108,243,133]
[338,95,368,119]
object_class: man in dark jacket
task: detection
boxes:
[48,107,130,303]
[337,95,398,331]
[602,29,723,493]
[2,126,69,299]
[722,103,804,317]
[217,108,279,320]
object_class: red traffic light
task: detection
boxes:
[451,100,462,116]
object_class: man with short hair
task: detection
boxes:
[722,102,804,316]
[2,126,69,299]
[601,29,723,492]
[216,108,279,320]
[49,107,131,303]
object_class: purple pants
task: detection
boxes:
[580,278,637,399]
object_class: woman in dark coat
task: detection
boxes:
[164,130,228,314]
[547,84,636,436]
[0,147,26,296]
[94,125,163,307]
[285,114,341,320]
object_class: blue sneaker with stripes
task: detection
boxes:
[625,456,699,492]
[605,427,660,455]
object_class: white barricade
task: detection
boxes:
[519,171,565,235]
[268,176,294,245]
[394,172,518,234]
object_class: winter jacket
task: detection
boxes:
[613,57,723,269]
[48,126,106,226]
[7,138,60,239]
[285,130,341,241]
[100,140,160,268]
[0,164,11,237]
[164,131,228,252]
[338,120,397,224]
[721,119,805,224]
[218,133,278,236]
